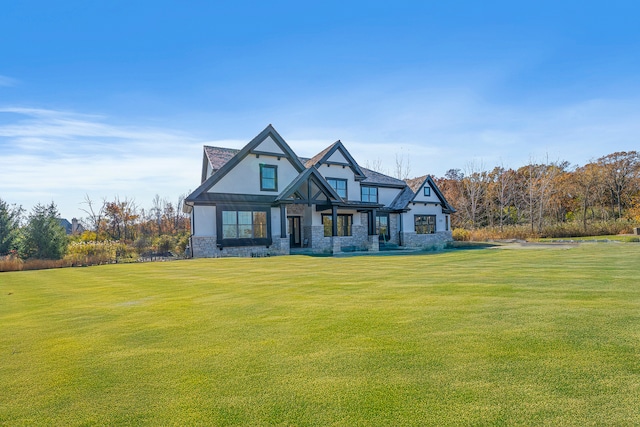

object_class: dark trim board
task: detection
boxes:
[217,237,273,249]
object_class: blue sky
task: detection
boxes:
[2,1,639,220]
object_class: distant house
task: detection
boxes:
[58,218,84,235]
[183,125,455,257]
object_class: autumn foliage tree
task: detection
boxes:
[437,151,640,238]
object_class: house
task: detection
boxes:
[183,125,455,257]
[58,218,84,235]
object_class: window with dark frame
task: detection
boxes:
[326,178,347,198]
[361,186,378,203]
[260,164,278,191]
[415,214,436,234]
[222,210,268,239]
[322,214,352,237]
[424,186,431,196]
[376,214,389,241]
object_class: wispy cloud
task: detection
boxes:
[0,108,205,218]
[0,75,18,87]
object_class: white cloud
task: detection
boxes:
[0,108,204,220]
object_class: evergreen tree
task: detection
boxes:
[20,202,68,259]
[0,198,22,255]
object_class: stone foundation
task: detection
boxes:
[401,231,453,250]
[190,236,289,258]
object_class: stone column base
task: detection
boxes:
[368,235,379,252]
[332,237,342,254]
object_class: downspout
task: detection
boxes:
[399,213,403,247]
[189,206,195,258]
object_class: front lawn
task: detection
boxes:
[1,244,639,425]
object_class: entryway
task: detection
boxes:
[288,216,302,248]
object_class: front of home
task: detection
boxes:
[183,125,455,257]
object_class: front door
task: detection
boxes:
[288,216,302,248]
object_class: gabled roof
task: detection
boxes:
[187,125,306,203]
[360,167,407,188]
[276,167,343,204]
[404,175,456,213]
[388,186,415,211]
[305,141,367,181]
[201,146,240,183]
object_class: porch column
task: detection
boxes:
[280,205,287,238]
[332,205,338,236]
[370,208,377,235]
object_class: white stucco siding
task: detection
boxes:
[210,155,300,195]
[327,150,349,164]
[378,187,402,206]
[271,207,282,238]
[318,164,360,201]
[412,183,440,203]
[402,204,445,232]
[193,205,216,236]
[255,136,285,154]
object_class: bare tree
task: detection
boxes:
[364,158,386,174]
[461,161,489,229]
[394,151,412,180]
[597,151,640,219]
[80,194,105,233]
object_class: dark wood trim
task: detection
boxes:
[251,150,284,159]
[280,205,286,238]
[217,238,273,248]
[332,206,338,237]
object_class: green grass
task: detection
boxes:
[537,234,640,243]
[2,244,640,426]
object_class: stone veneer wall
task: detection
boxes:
[401,231,453,250]
[190,236,289,257]
[305,215,373,254]
[388,213,400,245]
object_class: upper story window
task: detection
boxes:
[260,164,278,191]
[327,178,347,198]
[424,187,431,196]
[361,186,378,203]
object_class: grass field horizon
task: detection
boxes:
[2,244,639,425]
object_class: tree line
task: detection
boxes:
[0,195,190,267]
[434,151,640,238]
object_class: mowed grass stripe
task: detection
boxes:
[1,244,639,425]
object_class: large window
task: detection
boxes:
[322,214,352,237]
[222,210,267,239]
[376,214,389,241]
[415,215,436,234]
[326,178,347,198]
[361,186,378,203]
[260,164,277,191]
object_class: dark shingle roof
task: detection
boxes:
[360,167,407,187]
[204,146,406,188]
[204,146,240,174]
[388,186,415,210]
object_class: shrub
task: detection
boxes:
[452,228,471,241]
[64,240,130,266]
